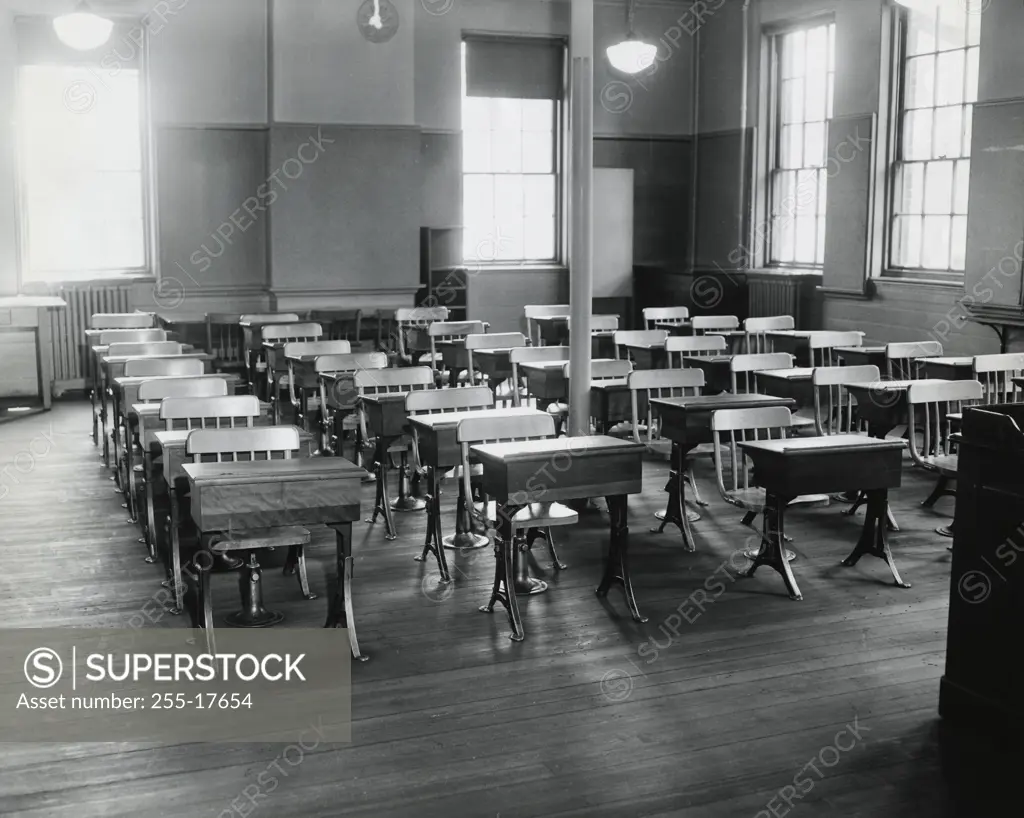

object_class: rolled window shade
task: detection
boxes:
[15,15,143,68]
[465,37,564,100]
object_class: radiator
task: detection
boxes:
[50,282,135,388]
[747,276,800,320]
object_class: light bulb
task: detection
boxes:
[53,4,114,51]
[607,37,658,75]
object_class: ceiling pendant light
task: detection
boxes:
[53,1,114,52]
[607,0,657,75]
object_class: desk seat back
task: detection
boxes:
[108,341,182,358]
[99,329,166,345]
[239,313,300,324]
[407,386,494,415]
[283,340,350,358]
[562,359,632,382]
[666,335,727,367]
[693,315,739,334]
[314,351,388,375]
[730,352,794,393]
[187,426,300,462]
[628,369,704,445]
[886,340,943,379]
[812,365,881,435]
[614,330,668,360]
[907,379,983,463]
[711,406,792,494]
[524,304,570,345]
[162,395,260,430]
[808,331,863,367]
[509,346,570,406]
[139,377,228,403]
[570,315,619,334]
[261,323,323,343]
[744,315,794,354]
[125,358,205,378]
[457,414,556,505]
[355,366,433,396]
[642,306,688,329]
[464,332,526,351]
[91,313,155,330]
[973,353,1024,403]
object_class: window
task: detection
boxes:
[767,22,835,266]
[889,5,979,274]
[461,40,561,263]
[18,64,147,282]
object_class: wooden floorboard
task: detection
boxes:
[0,401,1019,817]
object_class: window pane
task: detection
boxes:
[898,163,925,214]
[906,12,936,56]
[491,98,522,132]
[495,221,523,260]
[924,161,954,214]
[953,159,970,214]
[804,122,825,168]
[524,218,555,260]
[463,175,495,224]
[893,215,922,268]
[795,169,818,217]
[490,130,522,173]
[965,48,979,103]
[933,106,963,158]
[521,99,554,131]
[780,125,803,169]
[782,78,804,123]
[903,109,934,160]
[963,106,973,156]
[794,216,816,263]
[904,56,935,109]
[922,215,951,268]
[936,9,967,51]
[967,12,981,47]
[817,216,826,263]
[524,176,555,218]
[805,70,827,121]
[494,175,524,223]
[951,215,967,270]
[462,97,491,130]
[463,131,491,173]
[817,171,827,216]
[774,171,798,221]
[521,131,553,173]
[782,30,805,79]
[828,24,836,72]
[935,50,965,105]
[774,215,796,262]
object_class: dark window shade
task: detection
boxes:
[15,15,142,68]
[465,37,563,100]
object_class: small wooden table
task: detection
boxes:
[183,457,366,659]
[521,358,616,405]
[767,330,865,366]
[653,320,690,335]
[756,367,816,407]
[409,407,546,573]
[472,348,516,394]
[651,394,796,550]
[835,345,887,370]
[471,435,646,642]
[239,316,300,391]
[739,435,909,600]
[589,379,646,434]
[922,356,974,381]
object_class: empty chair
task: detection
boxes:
[283,340,353,427]
[812,365,881,436]
[907,379,984,538]
[569,315,619,358]
[314,351,389,457]
[509,345,570,408]
[91,312,156,329]
[744,316,795,354]
[886,340,942,380]
[185,426,315,652]
[642,306,689,330]
[261,323,323,412]
[396,306,449,364]
[730,353,794,394]
[973,353,1024,403]
[614,330,669,361]
[524,304,570,345]
[666,335,727,368]
[557,359,633,434]
[711,406,829,560]
[807,331,863,367]
[464,332,527,397]
[458,413,576,580]
[205,313,245,371]
[159,395,262,614]
[428,321,488,385]
[692,315,740,335]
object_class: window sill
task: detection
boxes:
[465,263,568,274]
[878,272,964,288]
[23,271,155,286]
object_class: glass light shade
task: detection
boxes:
[606,37,657,75]
[53,10,114,51]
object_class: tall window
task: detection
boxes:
[889,5,979,274]
[767,22,835,266]
[19,65,146,281]
[461,39,561,263]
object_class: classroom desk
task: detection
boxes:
[472,348,516,393]
[533,315,617,356]
[183,457,366,659]
[620,340,667,370]
[738,435,909,600]
[767,330,865,365]
[756,367,815,407]
[0,295,65,421]
[239,316,300,390]
[521,358,615,405]
[409,407,546,570]
[471,435,646,642]
[653,320,690,335]
[922,356,974,381]
[434,340,471,387]
[835,346,887,370]
[361,392,425,539]
[844,378,949,439]
[681,355,734,394]
[650,394,796,551]
[589,379,646,434]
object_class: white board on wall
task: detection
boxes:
[593,167,634,298]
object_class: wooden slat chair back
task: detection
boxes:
[973,353,1024,403]
[282,340,353,416]
[563,359,633,383]
[812,365,881,436]
[261,322,323,345]
[187,426,300,463]
[98,329,167,345]
[730,352,794,394]
[886,340,943,380]
[692,315,740,335]
[456,412,575,569]
[464,332,526,388]
[428,321,487,383]
[139,377,228,404]
[613,330,668,361]
[108,341,183,358]
[744,315,794,354]
[642,306,689,329]
[572,315,619,335]
[666,335,727,368]
[524,304,570,345]
[204,313,244,369]
[807,331,863,367]
[161,395,260,431]
[628,368,704,446]
[509,345,570,407]
[238,313,301,324]
[124,358,205,378]
[906,379,983,535]
[395,306,449,362]
[315,351,389,411]
[91,313,155,329]
[407,385,494,416]
[354,365,434,397]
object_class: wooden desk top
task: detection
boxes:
[651,393,795,413]
[239,317,301,328]
[114,373,239,389]
[590,379,630,391]
[923,356,973,367]
[756,367,815,381]
[532,315,570,323]
[409,407,543,432]
[1013,376,1024,387]
[184,456,362,486]
[682,355,734,364]
[846,378,949,392]
[360,391,418,405]
[520,358,614,372]
[739,434,907,456]
[473,348,517,356]
[103,352,212,365]
[472,434,643,462]
[623,340,667,350]
[155,424,307,448]
[836,345,885,354]
[132,399,270,419]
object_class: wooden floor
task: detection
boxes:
[0,402,1019,817]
